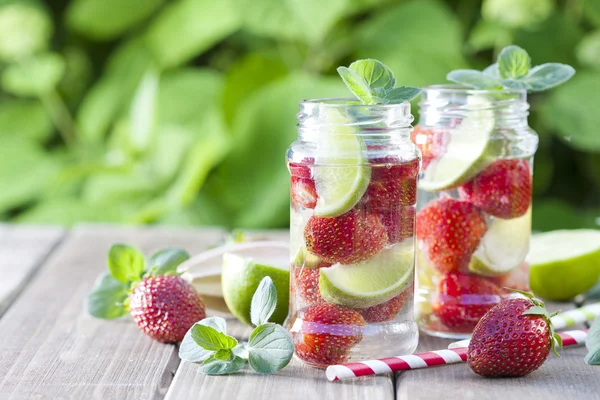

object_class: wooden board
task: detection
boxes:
[0,224,64,317]
[0,225,225,399]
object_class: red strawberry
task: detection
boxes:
[129,275,206,343]
[410,126,444,170]
[468,295,560,377]
[416,198,487,273]
[459,159,532,219]
[293,265,325,306]
[364,157,419,211]
[294,304,365,367]
[432,272,503,333]
[291,176,317,209]
[304,209,388,264]
[379,206,415,244]
[355,285,412,323]
[491,263,530,292]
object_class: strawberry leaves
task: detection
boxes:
[108,244,145,283]
[447,45,575,92]
[585,317,600,365]
[337,59,422,104]
[86,272,130,319]
[147,248,190,276]
[179,276,293,375]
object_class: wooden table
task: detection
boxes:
[0,224,596,400]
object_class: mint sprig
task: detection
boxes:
[585,317,600,365]
[337,59,422,104]
[447,45,575,92]
[87,244,190,319]
[179,276,294,375]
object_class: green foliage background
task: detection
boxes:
[0,0,599,230]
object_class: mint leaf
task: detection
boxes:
[446,69,502,89]
[337,67,374,104]
[585,317,600,365]
[502,79,532,90]
[247,323,293,374]
[107,244,145,283]
[147,248,189,276]
[348,59,395,91]
[523,63,576,91]
[191,324,237,351]
[86,272,129,319]
[233,342,249,360]
[497,45,531,79]
[483,63,501,78]
[250,276,278,326]
[179,317,229,363]
[382,86,423,103]
[199,355,245,375]
[214,349,233,361]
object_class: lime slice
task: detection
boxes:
[313,108,370,217]
[319,240,414,308]
[292,244,324,269]
[528,229,600,301]
[419,95,495,191]
[222,253,290,326]
[469,207,531,276]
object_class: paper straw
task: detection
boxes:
[325,329,588,381]
[448,302,600,350]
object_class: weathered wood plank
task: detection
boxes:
[0,225,225,400]
[0,224,65,317]
[395,302,596,400]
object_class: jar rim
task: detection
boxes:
[423,84,527,95]
[300,97,410,108]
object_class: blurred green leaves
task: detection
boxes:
[0,3,52,61]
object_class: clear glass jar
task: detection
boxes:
[285,99,420,368]
[414,85,539,339]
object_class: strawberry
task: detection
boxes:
[304,209,388,264]
[379,206,415,244]
[289,161,318,209]
[432,272,503,332]
[459,159,532,219]
[410,126,444,170]
[293,265,325,306]
[491,263,530,292]
[354,285,412,323]
[364,157,419,211]
[416,198,487,273]
[129,275,206,343]
[468,294,561,377]
[294,304,365,367]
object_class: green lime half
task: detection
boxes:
[319,240,414,308]
[528,229,600,301]
[313,108,370,217]
[419,95,495,191]
[221,253,289,325]
[469,207,531,276]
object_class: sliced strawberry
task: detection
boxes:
[416,198,487,273]
[304,209,388,264]
[293,265,325,307]
[432,272,504,332]
[459,159,532,219]
[364,157,419,211]
[291,176,317,209]
[379,206,415,244]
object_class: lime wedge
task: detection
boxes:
[469,207,531,276]
[313,108,370,217]
[319,240,414,308]
[419,95,495,191]
[292,244,325,269]
[528,229,600,301]
[222,253,290,326]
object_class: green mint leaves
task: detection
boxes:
[179,276,293,375]
[447,45,575,92]
[585,317,600,365]
[87,244,190,319]
[337,59,422,104]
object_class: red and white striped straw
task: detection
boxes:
[325,329,588,381]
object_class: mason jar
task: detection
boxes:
[414,85,539,339]
[285,99,420,367]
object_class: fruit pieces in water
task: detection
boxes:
[354,285,412,323]
[129,275,206,343]
[364,157,419,211]
[293,265,325,307]
[459,159,532,219]
[410,126,444,170]
[468,296,556,377]
[490,262,530,292]
[304,209,387,265]
[432,272,503,332]
[290,161,318,209]
[416,198,487,273]
[294,303,365,367]
[379,206,415,244]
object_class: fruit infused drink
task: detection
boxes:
[414,85,538,338]
[286,99,420,367]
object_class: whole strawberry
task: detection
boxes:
[459,159,532,219]
[416,198,487,273]
[294,303,365,367]
[304,209,387,264]
[354,285,411,323]
[87,245,206,344]
[364,157,419,211]
[467,294,561,377]
[379,206,415,244]
[293,265,325,307]
[130,274,206,343]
